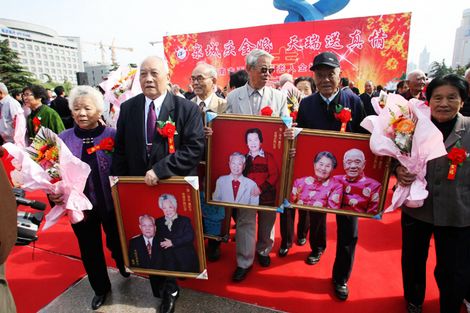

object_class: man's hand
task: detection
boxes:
[144,169,159,186]
[48,192,65,205]
[160,238,173,249]
[251,186,261,197]
[204,126,213,138]
[396,165,416,186]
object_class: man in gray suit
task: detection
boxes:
[226,49,288,282]
[190,63,227,115]
[213,152,259,205]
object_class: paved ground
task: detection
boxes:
[39,269,284,313]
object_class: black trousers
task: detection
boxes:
[71,208,124,296]
[401,212,470,313]
[149,276,179,298]
[279,208,310,249]
[309,211,358,284]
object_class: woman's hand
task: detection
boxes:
[204,126,213,138]
[396,165,417,186]
[48,192,65,205]
[160,238,173,249]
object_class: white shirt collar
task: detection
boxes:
[248,148,265,158]
[319,90,339,104]
[145,91,167,116]
[144,236,154,246]
[196,93,215,108]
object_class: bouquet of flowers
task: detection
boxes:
[3,127,92,229]
[360,93,447,212]
[281,81,303,121]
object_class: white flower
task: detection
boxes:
[395,133,411,151]
[371,193,379,202]
[345,185,351,193]
[322,180,329,187]
[362,187,371,197]
[331,193,340,203]
[313,201,323,207]
[292,187,297,194]
[305,177,314,185]
[297,200,304,205]
[308,191,316,198]
[349,198,359,206]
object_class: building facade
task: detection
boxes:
[83,62,111,87]
[0,18,83,84]
[452,8,470,68]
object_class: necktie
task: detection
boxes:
[232,180,240,200]
[147,242,152,257]
[147,101,156,145]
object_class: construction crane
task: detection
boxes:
[82,39,133,65]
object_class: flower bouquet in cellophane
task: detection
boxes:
[360,93,447,212]
[2,127,92,229]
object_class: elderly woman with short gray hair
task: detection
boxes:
[48,85,127,310]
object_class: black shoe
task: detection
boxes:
[160,291,179,313]
[207,245,221,262]
[257,253,271,267]
[118,265,130,278]
[406,302,422,313]
[232,266,252,282]
[305,251,323,265]
[91,291,108,310]
[333,281,349,301]
[278,247,289,257]
[296,237,307,246]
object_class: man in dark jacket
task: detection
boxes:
[50,86,73,128]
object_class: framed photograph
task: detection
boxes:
[205,114,289,212]
[286,129,391,218]
[112,177,207,278]
[198,162,232,242]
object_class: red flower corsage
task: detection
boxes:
[157,117,178,154]
[260,106,273,116]
[290,110,298,121]
[334,104,352,132]
[447,145,468,180]
[33,116,41,133]
[87,137,115,155]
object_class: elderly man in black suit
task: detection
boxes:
[112,56,205,313]
[128,214,158,269]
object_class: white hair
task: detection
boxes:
[0,82,8,94]
[139,214,155,225]
[343,148,365,162]
[158,193,177,210]
[406,69,426,81]
[229,152,246,164]
[68,86,104,114]
[279,73,294,87]
[195,62,218,79]
[141,56,169,74]
[245,49,274,68]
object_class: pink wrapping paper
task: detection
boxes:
[3,130,92,229]
[360,94,447,212]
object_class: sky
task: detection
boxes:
[1,0,469,68]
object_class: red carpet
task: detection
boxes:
[2,153,449,313]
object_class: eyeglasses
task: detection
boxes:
[258,67,275,74]
[22,93,34,97]
[314,71,338,81]
[190,75,211,83]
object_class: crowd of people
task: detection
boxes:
[1,50,470,313]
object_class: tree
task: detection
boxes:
[428,59,454,78]
[0,39,34,91]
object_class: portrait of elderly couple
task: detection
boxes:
[112,179,206,277]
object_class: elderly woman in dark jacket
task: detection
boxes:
[396,74,470,313]
[49,85,127,310]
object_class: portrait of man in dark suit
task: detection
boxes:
[128,214,158,269]
[154,194,199,273]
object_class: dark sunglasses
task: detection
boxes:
[259,67,275,74]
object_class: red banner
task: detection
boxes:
[164,13,411,91]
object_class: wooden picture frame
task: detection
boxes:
[112,176,207,279]
[286,129,391,218]
[205,114,289,211]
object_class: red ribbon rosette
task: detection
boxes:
[334,105,352,132]
[157,118,178,154]
[290,111,298,121]
[87,137,115,155]
[260,106,273,116]
[447,146,468,180]
[33,116,41,133]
